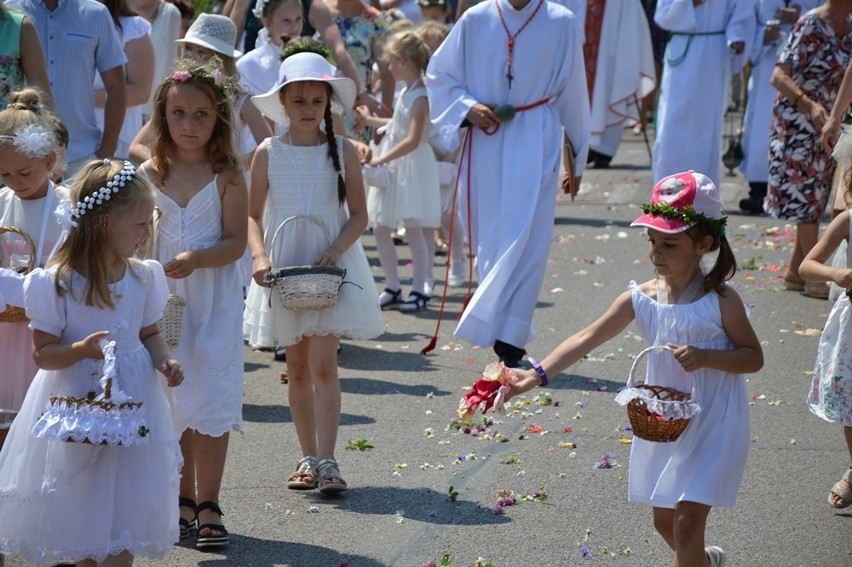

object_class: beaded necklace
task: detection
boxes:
[495,0,546,89]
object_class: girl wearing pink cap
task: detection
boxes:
[506,171,763,567]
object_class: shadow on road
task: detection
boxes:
[195,537,386,567]
[336,343,440,374]
[242,403,376,426]
[322,485,511,526]
[340,376,451,397]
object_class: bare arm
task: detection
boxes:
[96,35,156,108]
[823,59,852,150]
[19,16,54,110]
[771,62,828,131]
[240,96,273,145]
[98,65,127,159]
[32,328,110,370]
[225,0,252,47]
[800,210,852,287]
[128,120,153,164]
[312,2,366,99]
[140,322,182,387]
[370,96,428,165]
[247,141,272,286]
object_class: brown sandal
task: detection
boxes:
[828,466,852,509]
[287,455,318,490]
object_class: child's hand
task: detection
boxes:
[164,251,198,279]
[352,140,372,164]
[355,105,372,119]
[252,256,272,287]
[504,368,539,401]
[159,358,184,387]
[314,246,342,266]
[837,268,852,289]
[74,330,111,359]
[668,343,706,372]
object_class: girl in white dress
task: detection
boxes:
[360,30,441,312]
[140,59,247,549]
[0,158,184,566]
[246,52,383,493]
[506,172,763,567]
[0,89,70,447]
[799,129,852,509]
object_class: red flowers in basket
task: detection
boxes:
[458,362,517,422]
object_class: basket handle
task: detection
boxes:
[268,215,336,268]
[626,344,697,398]
[0,226,36,274]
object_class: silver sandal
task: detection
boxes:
[287,455,318,490]
[317,457,348,494]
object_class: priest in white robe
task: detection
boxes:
[586,0,657,168]
[426,0,590,365]
[739,0,822,214]
[653,0,756,184]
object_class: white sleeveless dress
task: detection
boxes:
[367,85,441,229]
[808,213,852,426]
[155,177,245,436]
[243,136,384,347]
[628,281,750,508]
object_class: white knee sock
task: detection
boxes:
[374,224,400,291]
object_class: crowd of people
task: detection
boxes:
[0,0,849,566]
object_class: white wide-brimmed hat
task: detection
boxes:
[251,52,356,125]
[177,14,242,59]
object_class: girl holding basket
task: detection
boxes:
[244,52,382,494]
[507,172,763,567]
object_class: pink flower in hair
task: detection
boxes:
[212,68,224,85]
[173,70,192,82]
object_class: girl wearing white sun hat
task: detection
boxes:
[244,51,382,495]
[176,13,243,58]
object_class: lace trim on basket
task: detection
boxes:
[615,387,702,420]
[31,398,150,446]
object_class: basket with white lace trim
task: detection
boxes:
[615,345,701,443]
[31,339,149,446]
[265,216,346,311]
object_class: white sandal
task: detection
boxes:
[705,546,726,567]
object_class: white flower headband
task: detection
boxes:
[253,0,272,19]
[0,123,53,158]
[70,159,137,221]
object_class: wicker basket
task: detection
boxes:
[265,216,346,311]
[621,345,698,443]
[0,226,34,323]
[158,294,187,349]
[31,341,148,446]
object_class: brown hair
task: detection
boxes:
[148,58,240,181]
[684,224,737,294]
[0,88,58,149]
[416,21,449,52]
[98,0,136,31]
[48,160,157,308]
[384,29,431,72]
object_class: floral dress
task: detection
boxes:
[765,12,852,223]
[328,2,390,141]
[0,9,25,110]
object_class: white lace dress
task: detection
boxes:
[628,281,750,508]
[243,136,384,347]
[808,213,852,426]
[155,177,245,436]
[367,85,441,228]
[0,260,181,565]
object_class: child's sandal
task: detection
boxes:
[705,546,726,567]
[397,291,428,313]
[178,497,197,540]
[195,501,228,549]
[379,288,403,310]
[828,465,852,509]
[287,455,318,490]
[317,457,348,495]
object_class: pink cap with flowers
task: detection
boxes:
[631,171,726,234]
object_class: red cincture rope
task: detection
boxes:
[421,98,550,356]
[495,0,546,89]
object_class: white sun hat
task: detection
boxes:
[251,52,356,125]
[177,13,242,59]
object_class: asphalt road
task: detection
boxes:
[8,128,852,567]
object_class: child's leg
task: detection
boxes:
[828,426,852,508]
[307,335,342,460]
[194,432,230,539]
[845,424,852,460]
[374,224,401,292]
[403,220,429,295]
[285,339,318,458]
[420,227,436,294]
[672,501,712,567]
[178,429,197,530]
[652,507,677,552]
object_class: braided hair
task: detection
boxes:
[322,84,346,206]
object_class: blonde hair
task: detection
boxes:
[0,89,58,153]
[416,21,449,52]
[48,160,157,308]
[148,58,240,181]
[384,30,431,72]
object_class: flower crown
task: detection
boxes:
[279,41,332,63]
[168,60,240,111]
[70,159,137,221]
[0,123,54,158]
[252,0,272,19]
[640,201,728,235]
